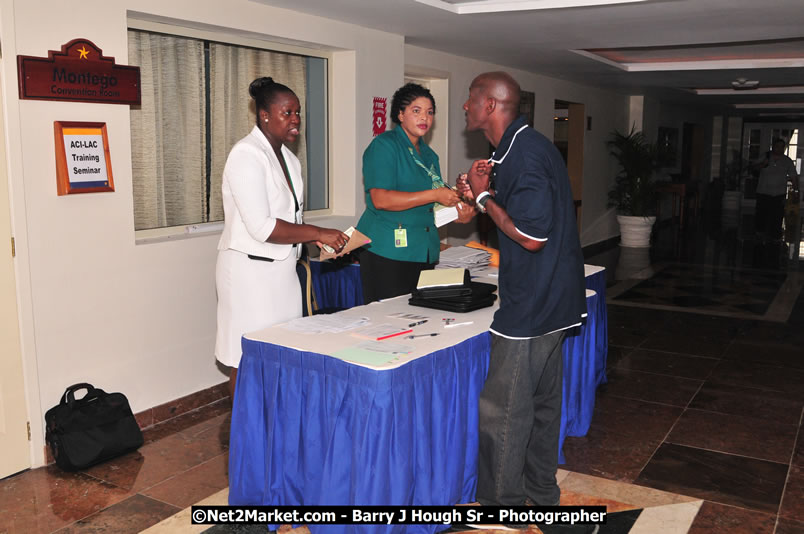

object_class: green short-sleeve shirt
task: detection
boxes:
[356,126,441,263]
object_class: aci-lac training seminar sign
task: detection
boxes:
[54,122,115,195]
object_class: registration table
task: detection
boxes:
[309,261,607,396]
[229,271,606,533]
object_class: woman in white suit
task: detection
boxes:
[215,77,347,397]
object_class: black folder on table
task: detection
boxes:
[409,281,497,313]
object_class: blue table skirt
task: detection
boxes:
[310,261,363,311]
[230,334,491,534]
[558,290,601,464]
[584,269,608,388]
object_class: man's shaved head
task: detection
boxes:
[464,71,523,146]
[471,71,521,118]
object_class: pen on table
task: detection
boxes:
[444,321,473,328]
[405,333,440,339]
[408,319,428,327]
[376,329,413,341]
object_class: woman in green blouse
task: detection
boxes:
[356,83,474,303]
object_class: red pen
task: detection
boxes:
[376,329,413,341]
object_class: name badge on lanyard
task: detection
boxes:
[394,227,408,248]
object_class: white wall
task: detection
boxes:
[404,45,629,247]
[1,0,402,465]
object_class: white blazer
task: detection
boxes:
[217,126,303,260]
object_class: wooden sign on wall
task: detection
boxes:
[54,121,114,195]
[18,38,140,105]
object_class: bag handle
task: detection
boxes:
[61,383,97,405]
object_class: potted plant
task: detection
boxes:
[607,128,660,247]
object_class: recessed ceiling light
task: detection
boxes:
[415,0,646,15]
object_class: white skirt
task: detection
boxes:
[214,248,302,368]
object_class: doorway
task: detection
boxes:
[405,73,450,244]
[555,100,585,228]
[404,75,449,179]
[0,72,30,478]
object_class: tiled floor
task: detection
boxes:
[1,207,802,533]
[0,401,233,534]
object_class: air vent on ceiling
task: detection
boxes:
[731,77,760,90]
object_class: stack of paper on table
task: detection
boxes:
[437,245,491,270]
[464,241,499,267]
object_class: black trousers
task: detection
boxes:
[358,249,434,304]
[755,193,785,239]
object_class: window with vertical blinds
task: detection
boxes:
[128,29,329,232]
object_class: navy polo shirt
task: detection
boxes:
[490,115,587,338]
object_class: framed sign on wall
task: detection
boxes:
[54,121,114,195]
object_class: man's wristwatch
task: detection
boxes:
[475,191,492,213]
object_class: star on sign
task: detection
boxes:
[77,46,89,59]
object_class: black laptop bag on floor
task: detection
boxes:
[45,383,144,471]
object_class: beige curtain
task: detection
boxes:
[208,44,307,221]
[128,31,206,230]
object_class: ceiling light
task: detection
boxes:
[731,78,759,90]
[415,0,647,15]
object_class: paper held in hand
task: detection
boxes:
[434,203,460,227]
[320,226,371,260]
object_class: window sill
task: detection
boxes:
[135,221,224,245]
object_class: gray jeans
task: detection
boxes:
[476,330,564,506]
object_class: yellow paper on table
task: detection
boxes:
[416,267,466,289]
[320,227,372,260]
[465,241,500,267]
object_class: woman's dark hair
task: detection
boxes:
[249,77,295,121]
[390,83,436,125]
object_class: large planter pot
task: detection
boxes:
[616,244,653,280]
[617,215,656,248]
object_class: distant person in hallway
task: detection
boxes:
[459,72,591,533]
[356,82,475,303]
[754,138,799,241]
[215,77,347,399]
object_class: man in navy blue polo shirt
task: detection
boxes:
[460,72,588,532]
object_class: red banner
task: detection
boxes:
[18,38,140,105]
[372,97,387,136]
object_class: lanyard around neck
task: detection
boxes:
[277,150,300,214]
[488,124,528,165]
[408,146,446,190]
